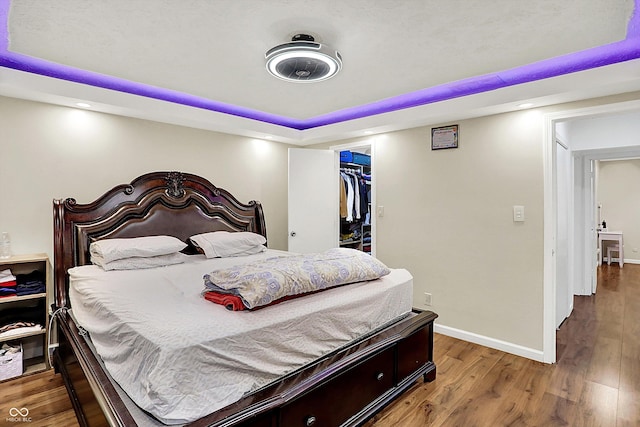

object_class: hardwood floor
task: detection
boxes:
[1,264,638,426]
[0,366,78,427]
[365,263,640,427]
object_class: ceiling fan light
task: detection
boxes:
[265,34,342,83]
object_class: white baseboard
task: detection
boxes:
[434,323,545,363]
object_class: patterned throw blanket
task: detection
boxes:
[203,248,391,310]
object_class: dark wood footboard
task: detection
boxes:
[54,309,437,427]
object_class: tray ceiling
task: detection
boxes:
[1,0,639,143]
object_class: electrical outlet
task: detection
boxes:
[424,292,432,306]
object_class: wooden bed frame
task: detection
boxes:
[52,171,437,427]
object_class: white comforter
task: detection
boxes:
[69,250,413,424]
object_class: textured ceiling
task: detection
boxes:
[1,0,640,142]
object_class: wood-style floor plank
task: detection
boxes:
[0,370,78,427]
[618,389,640,427]
[1,263,639,426]
[585,335,621,389]
[533,392,577,427]
[574,381,618,426]
[366,263,640,427]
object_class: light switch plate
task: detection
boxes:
[513,205,525,222]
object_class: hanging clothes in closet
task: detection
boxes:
[339,169,370,242]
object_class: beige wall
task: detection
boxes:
[598,159,640,261]
[4,90,640,355]
[317,92,640,353]
[310,110,545,350]
[0,96,291,257]
[373,111,545,349]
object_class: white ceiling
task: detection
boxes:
[2,0,640,144]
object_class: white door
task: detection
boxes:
[288,148,338,253]
[572,155,595,296]
[555,142,571,327]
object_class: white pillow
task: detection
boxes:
[90,235,187,264]
[189,231,266,258]
[93,253,186,271]
[227,245,267,257]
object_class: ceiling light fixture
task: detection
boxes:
[76,102,91,108]
[265,34,342,83]
[517,102,534,109]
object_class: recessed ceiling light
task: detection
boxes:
[264,136,273,140]
[265,34,342,83]
[364,130,373,135]
[76,102,91,108]
[517,103,534,108]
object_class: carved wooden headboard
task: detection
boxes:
[53,171,267,308]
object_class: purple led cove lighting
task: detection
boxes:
[306,37,640,128]
[0,0,300,129]
[1,0,640,131]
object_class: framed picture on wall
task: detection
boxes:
[431,124,459,150]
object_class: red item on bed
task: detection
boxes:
[204,287,333,311]
[203,291,245,311]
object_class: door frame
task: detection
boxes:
[330,140,376,257]
[543,98,640,363]
[575,148,640,291]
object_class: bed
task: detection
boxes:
[52,171,437,427]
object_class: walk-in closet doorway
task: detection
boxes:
[287,141,375,257]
